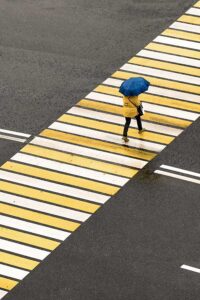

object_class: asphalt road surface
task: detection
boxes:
[0,0,199,300]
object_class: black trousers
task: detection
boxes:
[123,116,142,137]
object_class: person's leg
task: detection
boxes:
[135,115,143,131]
[123,117,131,137]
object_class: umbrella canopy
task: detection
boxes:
[119,77,150,96]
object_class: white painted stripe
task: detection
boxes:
[137,49,200,67]
[143,102,199,120]
[0,264,29,280]
[181,265,200,273]
[154,170,200,185]
[0,290,8,300]
[186,7,200,16]
[31,137,144,168]
[102,78,200,103]
[0,239,50,260]
[0,215,70,241]
[154,36,200,51]
[86,91,122,105]
[147,86,200,103]
[170,22,200,34]
[12,152,128,186]
[160,164,200,178]
[0,170,109,204]
[50,122,165,153]
[0,192,91,223]
[68,107,182,136]
[0,134,26,143]
[0,129,30,138]
[121,64,200,85]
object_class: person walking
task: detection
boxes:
[119,77,150,143]
[122,95,143,142]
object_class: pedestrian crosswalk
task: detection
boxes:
[0,2,200,298]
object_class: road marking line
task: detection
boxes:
[136,49,200,67]
[68,106,182,136]
[162,28,200,42]
[50,122,165,153]
[1,2,200,297]
[0,191,91,222]
[0,170,109,204]
[178,15,200,25]
[12,152,128,186]
[181,265,200,273]
[146,42,200,59]
[0,239,50,260]
[0,134,26,143]
[170,21,200,34]
[186,8,200,16]
[129,56,200,76]
[0,264,29,281]
[121,64,200,85]
[153,36,200,51]
[0,251,39,270]
[0,290,8,299]
[154,170,200,185]
[0,215,71,241]
[160,164,200,178]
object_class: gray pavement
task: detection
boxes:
[1,0,199,299]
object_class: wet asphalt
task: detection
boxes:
[1,0,199,299]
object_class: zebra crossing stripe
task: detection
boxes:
[0,1,199,298]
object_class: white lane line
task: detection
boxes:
[0,239,50,260]
[0,129,31,138]
[103,78,200,103]
[12,153,128,186]
[0,134,26,143]
[186,7,200,16]
[121,64,200,85]
[31,137,144,168]
[86,90,122,105]
[0,192,91,223]
[0,264,29,281]
[0,170,109,204]
[154,170,200,185]
[160,164,200,178]
[68,107,182,137]
[50,122,165,153]
[0,290,8,300]
[137,49,200,67]
[0,215,71,241]
[181,265,200,273]
[154,36,200,51]
[170,22,200,34]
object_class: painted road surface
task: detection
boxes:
[0,1,200,299]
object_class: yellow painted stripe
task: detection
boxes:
[86,95,191,129]
[129,57,200,76]
[40,129,156,161]
[112,71,200,94]
[194,1,200,7]
[140,93,200,113]
[0,251,39,270]
[145,42,200,59]
[2,162,119,195]
[59,114,174,144]
[0,227,60,251]
[0,180,99,214]
[178,15,200,25]
[0,276,18,291]
[0,203,80,232]
[162,28,200,42]
[22,145,136,178]
[145,43,200,59]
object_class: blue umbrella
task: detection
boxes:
[119,77,150,96]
